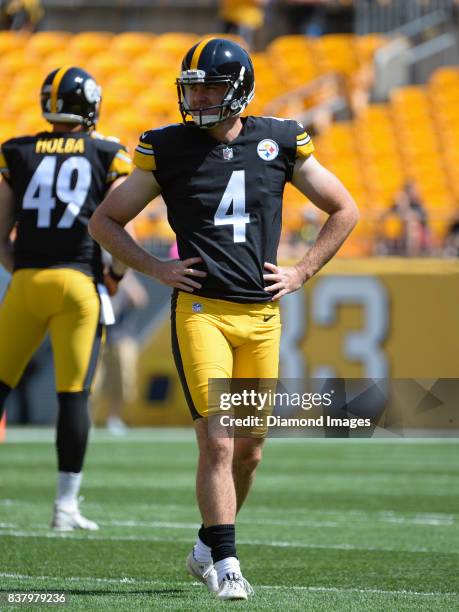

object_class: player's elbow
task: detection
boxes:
[348,199,360,228]
[88,208,105,244]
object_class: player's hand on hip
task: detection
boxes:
[103,271,120,296]
[156,257,207,292]
[263,262,304,301]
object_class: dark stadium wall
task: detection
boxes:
[42,5,223,35]
[39,3,352,39]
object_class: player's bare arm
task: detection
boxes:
[101,176,134,295]
[264,155,359,300]
[89,168,207,292]
[0,178,16,274]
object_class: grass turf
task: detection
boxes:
[0,429,458,610]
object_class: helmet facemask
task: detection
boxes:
[177,66,254,128]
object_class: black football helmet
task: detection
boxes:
[176,38,255,128]
[40,66,102,129]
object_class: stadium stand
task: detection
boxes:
[0,22,458,255]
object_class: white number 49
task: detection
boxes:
[214,170,250,243]
[23,155,91,229]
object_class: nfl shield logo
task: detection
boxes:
[223,147,234,160]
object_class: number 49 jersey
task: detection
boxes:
[134,116,314,303]
[0,131,131,279]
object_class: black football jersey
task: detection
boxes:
[0,131,131,279]
[134,116,314,303]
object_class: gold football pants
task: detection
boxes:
[171,291,281,420]
[0,269,103,393]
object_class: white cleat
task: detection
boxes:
[51,503,99,531]
[186,551,219,593]
[217,573,254,601]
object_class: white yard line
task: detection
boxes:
[2,427,458,444]
[0,498,457,521]
[0,572,456,599]
[1,529,455,554]
[99,518,341,529]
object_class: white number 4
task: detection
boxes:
[214,170,250,243]
[23,155,91,229]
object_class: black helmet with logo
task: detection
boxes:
[176,38,255,128]
[40,66,102,129]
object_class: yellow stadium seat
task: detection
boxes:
[152,32,198,60]
[109,32,156,61]
[321,122,356,154]
[382,215,404,240]
[0,49,41,79]
[40,53,76,75]
[271,57,317,89]
[7,72,42,94]
[203,32,246,48]
[98,97,125,117]
[15,114,49,135]
[111,110,150,139]
[391,85,428,102]
[85,52,128,84]
[26,32,71,59]
[68,32,113,60]
[136,92,176,120]
[430,218,454,242]
[2,90,36,117]
[0,121,19,141]
[105,74,145,98]
[0,31,29,56]
[101,81,136,106]
[132,54,175,80]
[354,34,387,61]
[314,35,358,70]
[430,67,459,88]
[432,103,459,127]
[267,35,310,56]
[390,87,431,116]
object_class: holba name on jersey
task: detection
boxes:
[35,138,85,155]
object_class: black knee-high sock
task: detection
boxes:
[56,391,90,473]
[0,381,11,420]
[205,524,237,563]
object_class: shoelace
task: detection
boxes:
[201,564,214,579]
[224,574,254,595]
[239,576,254,595]
[192,551,214,578]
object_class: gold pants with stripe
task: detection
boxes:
[171,291,281,421]
[0,269,103,393]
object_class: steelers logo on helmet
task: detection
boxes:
[176,38,255,128]
[40,66,102,129]
[83,78,101,104]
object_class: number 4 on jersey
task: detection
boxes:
[23,155,91,229]
[214,170,250,243]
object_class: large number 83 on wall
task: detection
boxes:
[281,276,389,379]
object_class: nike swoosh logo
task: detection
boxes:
[263,315,276,322]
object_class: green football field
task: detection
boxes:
[0,429,458,611]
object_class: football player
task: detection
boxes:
[89,38,359,599]
[0,66,132,530]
